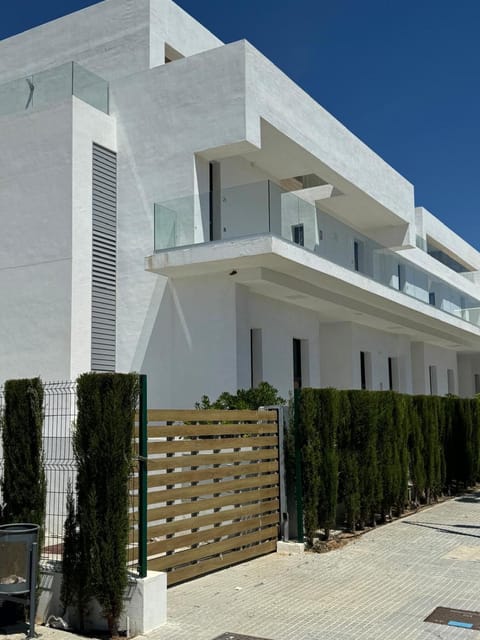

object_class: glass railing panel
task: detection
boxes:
[416,234,427,251]
[154,202,179,251]
[219,182,270,239]
[0,75,32,117]
[152,180,480,328]
[315,209,355,270]
[32,62,73,111]
[73,63,109,114]
[279,191,317,251]
[0,62,109,118]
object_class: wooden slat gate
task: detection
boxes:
[140,409,280,586]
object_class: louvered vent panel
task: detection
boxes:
[91,143,117,372]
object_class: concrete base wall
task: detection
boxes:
[38,567,167,636]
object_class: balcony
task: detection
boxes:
[0,62,109,117]
[153,180,480,329]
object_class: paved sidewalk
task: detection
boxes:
[151,492,480,640]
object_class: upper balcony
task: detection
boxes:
[0,62,109,117]
[151,180,480,332]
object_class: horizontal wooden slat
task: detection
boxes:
[145,498,279,538]
[146,486,278,521]
[147,512,279,556]
[163,539,277,586]
[139,422,278,438]
[147,435,278,455]
[147,460,279,487]
[150,525,278,571]
[146,409,277,423]
[138,472,279,506]
[147,449,278,471]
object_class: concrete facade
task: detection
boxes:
[1,0,480,405]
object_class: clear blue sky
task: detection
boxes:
[2,0,479,247]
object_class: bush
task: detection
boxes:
[62,373,139,636]
[293,387,480,538]
[1,377,46,533]
[196,381,285,410]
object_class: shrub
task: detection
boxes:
[1,377,46,534]
[196,381,285,410]
[62,373,139,636]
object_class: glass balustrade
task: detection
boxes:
[153,180,480,328]
[0,62,109,117]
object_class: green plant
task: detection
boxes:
[297,389,322,541]
[0,377,45,623]
[1,377,46,533]
[310,389,341,540]
[63,372,139,636]
[349,391,380,528]
[196,381,285,410]
[60,482,79,613]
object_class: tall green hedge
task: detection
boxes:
[297,389,340,540]
[1,377,46,532]
[62,373,139,636]
[294,388,480,541]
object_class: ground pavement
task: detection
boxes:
[151,492,480,640]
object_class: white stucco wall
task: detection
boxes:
[138,274,237,407]
[0,102,73,382]
[457,353,480,398]
[0,0,222,85]
[411,342,458,396]
[236,289,322,398]
[318,323,413,393]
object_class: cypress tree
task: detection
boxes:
[66,372,139,636]
[316,389,340,540]
[1,377,46,533]
[60,483,79,613]
[377,391,397,521]
[412,396,442,503]
[348,391,380,529]
[338,393,360,532]
[393,394,410,515]
[298,388,321,541]
[444,395,459,491]
[472,398,480,483]
[0,378,45,624]
[408,398,425,505]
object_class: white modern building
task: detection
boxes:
[1,0,480,406]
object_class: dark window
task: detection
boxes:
[293,339,302,389]
[397,264,404,290]
[429,292,436,306]
[388,357,394,391]
[354,240,364,273]
[360,351,367,390]
[292,224,304,246]
[209,161,221,240]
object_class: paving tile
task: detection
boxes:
[149,494,480,640]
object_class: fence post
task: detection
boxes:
[266,405,289,541]
[294,389,304,542]
[138,374,148,578]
